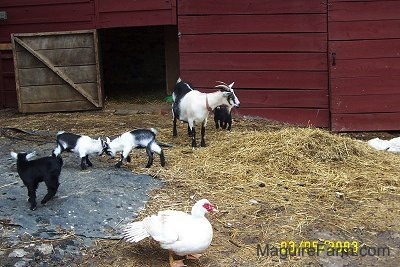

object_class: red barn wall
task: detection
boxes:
[0,49,16,108]
[0,0,95,44]
[96,0,176,29]
[177,0,330,127]
[0,0,176,108]
[329,0,400,131]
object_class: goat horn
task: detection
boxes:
[215,84,231,91]
[215,81,229,86]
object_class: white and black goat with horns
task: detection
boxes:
[52,131,109,170]
[172,79,240,148]
[105,128,165,168]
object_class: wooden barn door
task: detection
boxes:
[328,0,400,131]
[12,30,103,113]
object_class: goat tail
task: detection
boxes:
[176,77,182,84]
[123,221,150,243]
[56,131,65,136]
[150,128,158,136]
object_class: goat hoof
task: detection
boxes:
[115,163,122,168]
[81,166,87,170]
[30,205,37,211]
[145,164,151,168]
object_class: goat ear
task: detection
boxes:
[10,151,18,159]
[228,82,235,89]
[106,137,111,143]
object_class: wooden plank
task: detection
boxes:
[201,89,328,108]
[180,70,328,90]
[179,34,327,53]
[178,0,326,15]
[16,48,96,68]
[92,30,103,108]
[14,36,100,107]
[2,3,94,25]
[331,76,400,96]
[331,113,400,132]
[0,24,95,43]
[0,43,12,50]
[13,32,94,50]
[164,26,180,95]
[329,39,400,59]
[11,37,23,111]
[97,0,173,12]
[329,20,400,40]
[236,108,329,127]
[97,10,175,28]
[18,66,97,86]
[19,84,98,104]
[20,100,98,113]
[2,0,90,8]
[329,1,400,21]
[331,94,400,113]
[330,58,400,78]
[180,53,327,71]
[178,14,326,34]
[329,0,393,2]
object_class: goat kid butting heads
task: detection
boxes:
[11,151,63,211]
[105,128,165,168]
[52,131,109,170]
[172,78,240,148]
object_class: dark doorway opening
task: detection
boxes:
[99,26,172,103]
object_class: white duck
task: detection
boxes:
[123,199,217,267]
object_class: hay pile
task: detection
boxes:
[1,109,399,266]
[107,125,400,266]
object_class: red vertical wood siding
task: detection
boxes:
[329,0,400,131]
[178,0,329,127]
[0,50,17,108]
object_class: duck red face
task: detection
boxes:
[203,202,217,212]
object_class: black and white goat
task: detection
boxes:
[11,151,63,211]
[52,131,108,170]
[105,128,165,168]
[172,79,240,148]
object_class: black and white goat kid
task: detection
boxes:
[11,151,63,211]
[213,82,239,131]
[172,79,240,148]
[105,128,165,168]
[52,131,108,170]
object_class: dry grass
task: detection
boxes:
[1,106,399,266]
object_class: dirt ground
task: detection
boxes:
[0,103,399,267]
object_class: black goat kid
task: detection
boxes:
[214,106,233,131]
[11,151,63,211]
